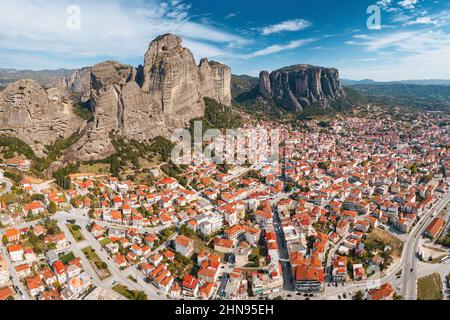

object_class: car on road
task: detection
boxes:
[410,268,414,272]
[343,293,347,299]
[338,295,341,299]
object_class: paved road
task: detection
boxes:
[323,231,350,294]
[0,241,31,300]
[318,191,450,300]
[401,192,450,300]
[272,206,295,291]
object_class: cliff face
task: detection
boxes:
[64,34,232,161]
[0,34,233,162]
[0,79,83,156]
[258,64,345,112]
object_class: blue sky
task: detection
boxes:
[0,0,449,81]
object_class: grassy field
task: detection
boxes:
[417,273,443,300]
[67,224,85,242]
[82,246,98,260]
[82,246,111,280]
[366,228,404,258]
[112,284,147,300]
[79,163,110,175]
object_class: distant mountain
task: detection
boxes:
[343,78,450,86]
[0,68,75,87]
[349,83,450,111]
[342,79,379,85]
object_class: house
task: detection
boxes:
[424,217,445,239]
[7,244,24,262]
[331,256,348,283]
[159,177,178,190]
[198,282,214,299]
[353,263,366,281]
[3,228,20,243]
[255,210,273,227]
[38,289,62,301]
[26,276,45,297]
[149,254,163,267]
[23,202,44,216]
[0,286,14,300]
[355,220,370,233]
[33,225,46,237]
[114,254,127,268]
[182,274,199,297]
[53,260,67,284]
[15,264,32,279]
[0,255,10,286]
[336,220,349,236]
[367,283,395,300]
[175,235,194,257]
[292,253,324,293]
[67,264,82,279]
[214,238,234,254]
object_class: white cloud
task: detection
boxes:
[0,0,247,68]
[246,39,315,58]
[224,12,239,19]
[398,0,419,10]
[343,29,450,81]
[405,16,438,25]
[376,0,393,9]
[349,30,450,53]
[261,19,311,36]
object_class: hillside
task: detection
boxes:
[349,84,450,111]
[0,68,75,87]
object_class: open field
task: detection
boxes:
[79,163,110,175]
[82,246,111,280]
[417,273,443,300]
[112,284,147,300]
[66,223,85,242]
[366,228,404,258]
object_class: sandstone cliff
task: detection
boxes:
[0,79,83,156]
[258,64,345,112]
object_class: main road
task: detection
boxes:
[401,191,450,300]
[319,191,450,300]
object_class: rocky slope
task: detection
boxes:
[258,64,345,112]
[0,79,83,156]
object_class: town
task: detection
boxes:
[0,112,449,301]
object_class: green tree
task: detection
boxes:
[48,201,57,214]
[354,290,364,300]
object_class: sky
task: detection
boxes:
[0,0,449,81]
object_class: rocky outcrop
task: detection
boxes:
[65,34,232,161]
[209,61,232,106]
[64,61,166,161]
[0,79,83,156]
[259,71,272,98]
[52,67,92,103]
[258,64,345,112]
[0,34,233,162]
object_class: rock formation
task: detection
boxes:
[258,64,345,112]
[63,34,232,161]
[0,79,83,156]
